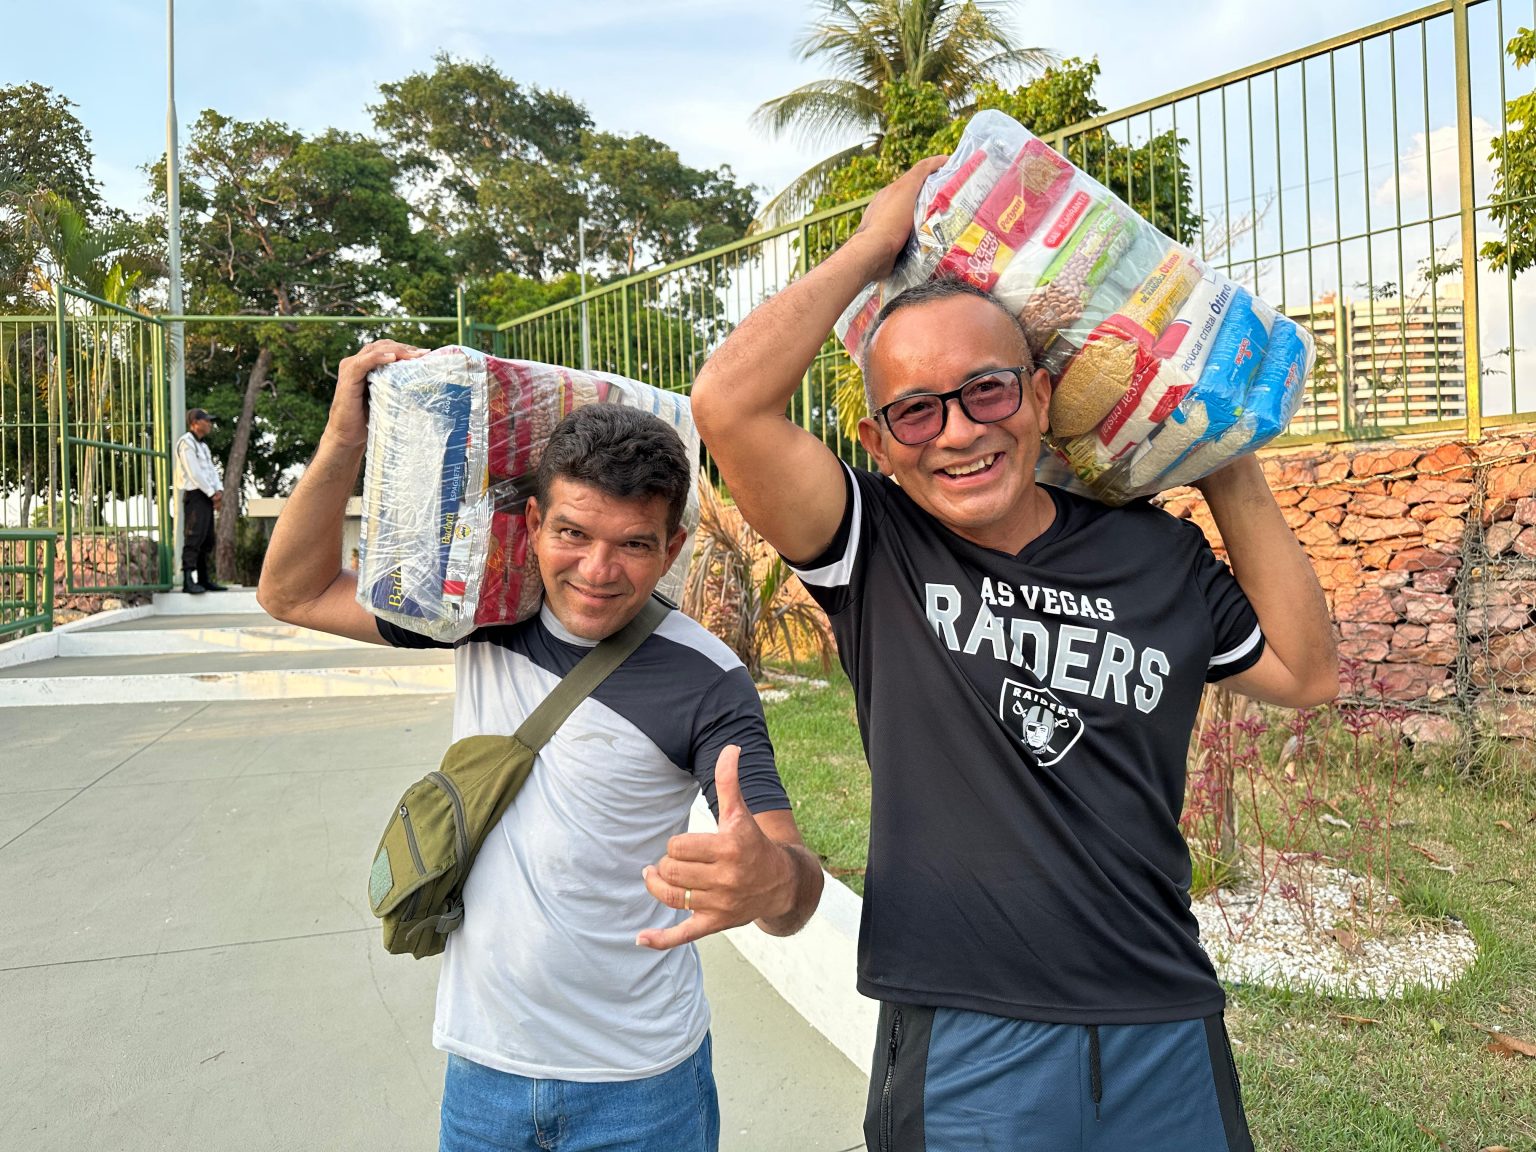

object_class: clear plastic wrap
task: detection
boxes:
[357,346,699,642]
[836,110,1315,504]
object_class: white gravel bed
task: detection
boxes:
[1193,864,1478,998]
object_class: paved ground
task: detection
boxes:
[1,621,869,1151]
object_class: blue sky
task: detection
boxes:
[5,0,1423,215]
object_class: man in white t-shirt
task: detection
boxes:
[257,341,823,1152]
[174,407,225,593]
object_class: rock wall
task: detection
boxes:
[1159,429,1536,739]
[53,534,158,619]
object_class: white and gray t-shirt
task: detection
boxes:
[380,600,785,1081]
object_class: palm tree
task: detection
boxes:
[752,0,1050,224]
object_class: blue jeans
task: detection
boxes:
[439,1035,720,1152]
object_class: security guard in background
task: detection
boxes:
[174,407,226,593]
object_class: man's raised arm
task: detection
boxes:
[1196,455,1340,708]
[256,340,424,644]
[690,157,946,563]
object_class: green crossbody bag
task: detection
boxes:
[367,596,670,958]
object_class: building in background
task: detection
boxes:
[1289,282,1467,435]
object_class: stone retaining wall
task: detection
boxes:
[53,534,157,618]
[1159,429,1536,740]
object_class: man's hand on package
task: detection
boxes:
[849,154,949,278]
[635,745,800,950]
[327,340,426,450]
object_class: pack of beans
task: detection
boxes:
[836,110,1314,505]
[358,347,698,641]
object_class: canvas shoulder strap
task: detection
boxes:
[511,595,671,752]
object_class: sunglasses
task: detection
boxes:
[874,366,1029,446]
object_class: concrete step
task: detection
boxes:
[91,611,280,632]
[152,587,263,614]
[0,663,453,706]
[0,645,453,706]
[57,623,376,657]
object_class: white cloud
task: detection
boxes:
[1373,118,1496,215]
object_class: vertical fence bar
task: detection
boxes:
[156,323,172,583]
[54,285,73,591]
[1454,0,1485,439]
[797,222,814,434]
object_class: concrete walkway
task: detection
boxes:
[0,597,869,1151]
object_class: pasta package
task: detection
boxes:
[357,347,699,642]
[836,109,1315,504]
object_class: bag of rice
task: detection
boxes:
[358,347,698,641]
[836,109,1315,504]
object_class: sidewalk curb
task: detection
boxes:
[0,604,157,671]
[0,664,454,706]
[690,798,876,1076]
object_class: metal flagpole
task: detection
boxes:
[167,0,187,581]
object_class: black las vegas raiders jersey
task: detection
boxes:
[788,465,1263,1024]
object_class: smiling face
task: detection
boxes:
[857,293,1055,553]
[524,477,687,641]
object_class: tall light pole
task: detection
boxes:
[166,0,187,579]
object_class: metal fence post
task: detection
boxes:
[1453,0,1484,442]
[797,222,814,434]
[620,286,632,378]
[155,322,172,585]
[54,285,74,592]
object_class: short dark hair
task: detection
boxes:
[859,276,1034,410]
[534,404,691,534]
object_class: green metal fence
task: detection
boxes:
[0,288,173,605]
[498,199,874,469]
[1,299,462,634]
[0,313,57,533]
[0,529,55,641]
[56,285,173,595]
[500,0,1533,451]
[1039,0,1533,442]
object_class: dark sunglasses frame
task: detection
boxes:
[874,366,1031,446]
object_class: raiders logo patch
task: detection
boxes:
[999,679,1083,766]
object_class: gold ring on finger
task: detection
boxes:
[683,888,692,912]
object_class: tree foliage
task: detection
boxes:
[149,110,440,574]
[814,60,1198,243]
[1484,27,1536,276]
[372,54,756,285]
[0,82,122,312]
[753,0,1050,223]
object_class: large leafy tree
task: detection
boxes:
[0,82,108,312]
[151,111,442,577]
[372,54,590,281]
[372,54,756,287]
[1,84,161,527]
[580,131,756,277]
[1484,27,1536,276]
[752,0,1050,223]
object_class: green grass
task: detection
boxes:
[760,664,870,895]
[762,666,1536,1151]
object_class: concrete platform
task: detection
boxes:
[1,694,869,1151]
[0,599,455,705]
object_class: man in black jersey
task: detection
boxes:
[690,157,1338,1151]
